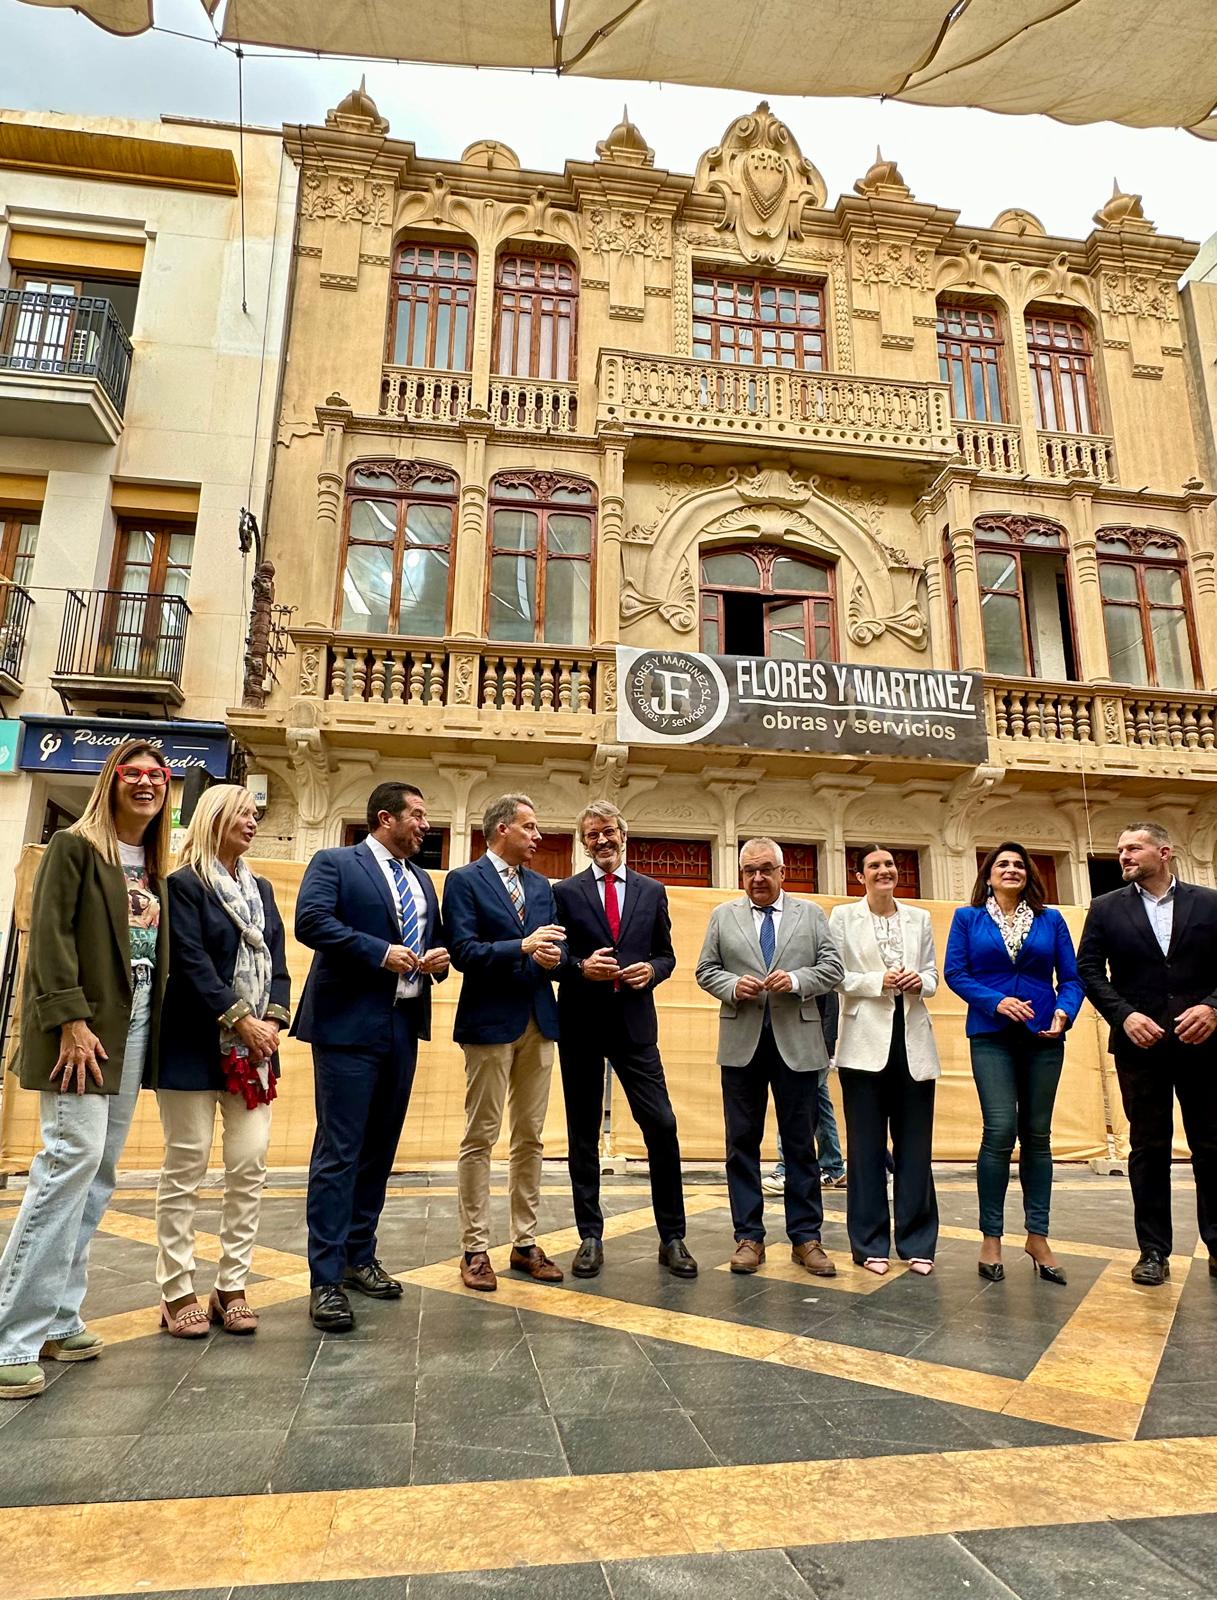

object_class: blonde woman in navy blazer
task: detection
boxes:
[945,842,1084,1286]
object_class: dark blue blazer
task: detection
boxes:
[442,853,562,1046]
[292,841,443,1051]
[553,866,675,1049]
[944,904,1085,1037]
[157,866,291,1091]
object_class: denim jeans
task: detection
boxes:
[970,1025,1064,1239]
[774,1069,844,1181]
[0,979,149,1365]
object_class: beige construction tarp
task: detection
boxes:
[2,850,1183,1179]
[15,0,1217,138]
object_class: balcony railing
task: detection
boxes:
[54,589,190,702]
[0,290,133,415]
[299,632,610,717]
[1038,429,1117,483]
[379,367,471,424]
[597,350,954,459]
[377,369,580,434]
[487,377,578,434]
[954,421,1024,475]
[0,582,33,690]
[987,678,1215,754]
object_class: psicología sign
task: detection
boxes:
[18,716,231,777]
[615,647,988,763]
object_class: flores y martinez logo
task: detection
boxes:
[624,649,730,745]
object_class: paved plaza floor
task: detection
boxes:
[0,1168,1213,1599]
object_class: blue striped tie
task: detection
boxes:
[388,858,422,954]
[759,905,776,969]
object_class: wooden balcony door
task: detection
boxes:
[105,520,193,678]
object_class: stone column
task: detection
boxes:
[1186,497,1216,689]
[1066,489,1111,684]
[450,419,492,641]
[948,526,985,671]
[596,425,629,646]
[308,416,347,627]
[469,249,497,414]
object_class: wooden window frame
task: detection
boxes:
[691,271,827,371]
[0,513,39,587]
[1025,309,1099,434]
[972,514,1079,682]
[485,470,596,646]
[936,300,1008,422]
[108,517,194,596]
[628,837,713,888]
[492,254,579,382]
[1095,527,1201,690]
[334,459,459,638]
[385,243,476,372]
[699,543,837,659]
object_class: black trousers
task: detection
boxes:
[560,1025,686,1243]
[306,1005,419,1286]
[839,1000,938,1262]
[721,1023,823,1245]
[1114,1035,1217,1257]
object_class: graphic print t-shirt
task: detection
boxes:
[118,840,160,975]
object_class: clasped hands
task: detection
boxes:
[881,967,924,995]
[581,946,654,989]
[995,994,1067,1038]
[385,943,451,977]
[1124,1003,1216,1049]
[734,970,795,1000]
[522,923,566,971]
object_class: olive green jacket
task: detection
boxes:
[12,830,168,1093]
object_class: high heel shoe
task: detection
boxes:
[977,1260,1005,1282]
[1026,1251,1067,1286]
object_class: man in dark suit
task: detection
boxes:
[443,793,567,1292]
[1078,820,1217,1286]
[294,782,447,1330]
[553,801,696,1280]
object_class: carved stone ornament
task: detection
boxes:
[942,764,1006,853]
[847,576,928,651]
[595,109,655,168]
[325,77,389,135]
[449,653,477,706]
[1095,524,1185,556]
[286,725,332,830]
[590,742,629,802]
[693,102,826,265]
[974,512,1067,545]
[620,558,697,632]
[732,465,813,507]
[1093,179,1156,234]
[301,171,391,227]
[853,148,912,201]
[1100,271,1175,322]
[350,458,458,492]
[991,208,1046,237]
[852,237,932,291]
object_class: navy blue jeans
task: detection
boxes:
[970,1026,1064,1239]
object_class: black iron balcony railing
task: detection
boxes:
[0,581,34,686]
[56,588,190,688]
[0,290,134,415]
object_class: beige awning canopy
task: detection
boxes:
[17,0,1217,138]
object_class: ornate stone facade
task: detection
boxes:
[230,95,1217,901]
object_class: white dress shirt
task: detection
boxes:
[750,892,800,993]
[368,835,426,999]
[1136,879,1176,957]
[592,860,627,923]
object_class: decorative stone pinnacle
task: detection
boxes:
[596,106,655,167]
[1093,178,1155,233]
[854,147,912,200]
[326,75,389,134]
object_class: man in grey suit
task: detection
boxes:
[696,838,844,1276]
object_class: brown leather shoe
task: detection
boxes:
[729,1238,766,1274]
[509,1245,564,1283]
[792,1240,836,1277]
[460,1252,497,1292]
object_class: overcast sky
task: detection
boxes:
[1,0,1213,245]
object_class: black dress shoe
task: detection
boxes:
[658,1238,698,1278]
[1131,1249,1170,1286]
[343,1259,404,1299]
[572,1238,604,1278]
[977,1260,1005,1281]
[310,1284,355,1331]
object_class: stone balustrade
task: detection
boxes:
[487,377,579,434]
[477,651,600,713]
[326,640,448,705]
[379,367,471,425]
[1038,429,1117,483]
[954,421,1024,475]
[987,677,1215,755]
[597,350,955,461]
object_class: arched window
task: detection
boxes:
[337,461,457,636]
[487,471,595,645]
[700,545,836,659]
[973,514,1077,680]
[937,301,1007,421]
[494,255,578,381]
[1097,528,1198,690]
[1025,309,1097,433]
[387,243,475,370]
[692,273,826,369]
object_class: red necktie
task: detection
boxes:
[603,872,621,941]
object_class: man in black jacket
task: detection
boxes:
[553,801,695,1280]
[1077,821,1217,1286]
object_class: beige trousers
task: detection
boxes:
[155,1089,272,1300]
[457,1017,554,1253]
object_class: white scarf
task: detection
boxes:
[212,858,272,1055]
[986,893,1034,961]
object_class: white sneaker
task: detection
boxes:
[761,1172,785,1195]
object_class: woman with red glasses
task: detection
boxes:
[0,740,171,1400]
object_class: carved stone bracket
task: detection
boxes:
[847,577,927,651]
[286,724,333,830]
[619,559,696,632]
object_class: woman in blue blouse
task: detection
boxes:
[945,842,1084,1285]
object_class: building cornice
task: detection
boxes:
[0,122,240,197]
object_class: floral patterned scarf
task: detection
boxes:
[986,893,1034,961]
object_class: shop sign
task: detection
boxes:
[615,647,988,763]
[18,716,230,777]
[0,719,21,775]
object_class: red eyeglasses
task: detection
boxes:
[115,765,170,786]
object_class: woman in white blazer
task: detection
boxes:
[828,845,941,1276]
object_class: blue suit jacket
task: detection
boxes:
[291,841,443,1050]
[944,904,1084,1037]
[442,853,562,1046]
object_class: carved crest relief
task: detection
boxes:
[692,103,826,266]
